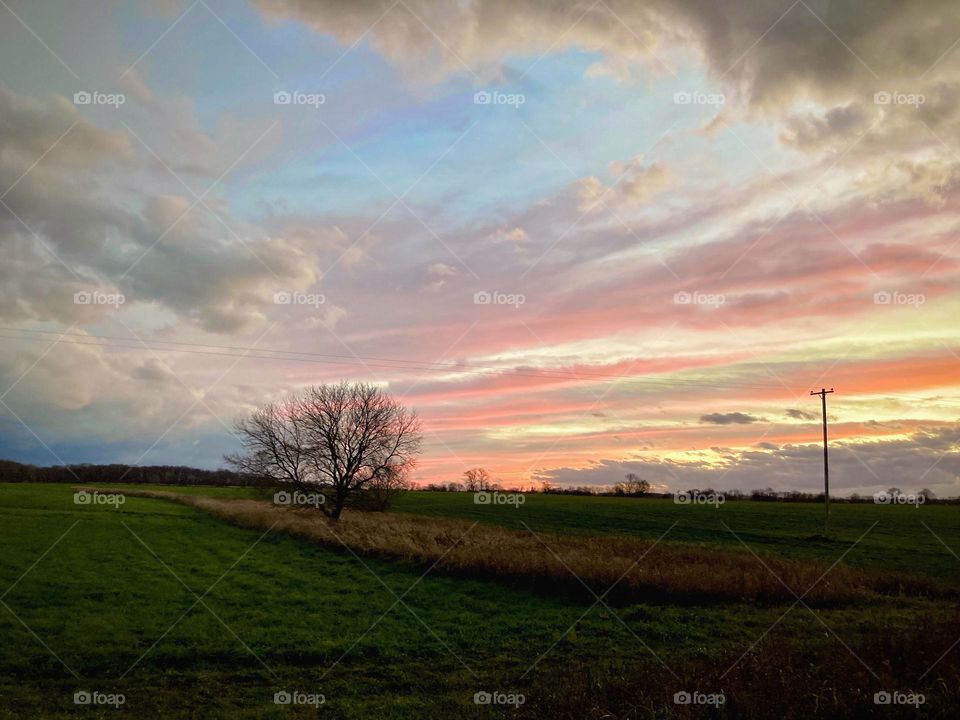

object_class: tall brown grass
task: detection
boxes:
[96,488,937,605]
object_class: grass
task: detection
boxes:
[1,482,958,718]
[51,484,960,580]
[91,488,945,605]
[392,491,960,583]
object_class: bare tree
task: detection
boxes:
[226,394,311,486]
[354,464,411,512]
[618,473,651,497]
[462,467,493,492]
[226,382,422,519]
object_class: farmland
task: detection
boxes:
[392,491,960,583]
[1,482,958,718]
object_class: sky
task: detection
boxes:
[0,0,958,496]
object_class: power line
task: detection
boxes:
[0,326,796,391]
[0,330,787,390]
[9,326,780,385]
[3,327,958,401]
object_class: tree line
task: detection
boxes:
[0,459,258,486]
[4,458,953,504]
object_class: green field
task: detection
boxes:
[1,483,958,718]
[393,491,960,583]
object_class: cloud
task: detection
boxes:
[576,176,607,213]
[700,412,760,425]
[577,160,671,212]
[491,227,529,243]
[0,336,193,437]
[255,0,664,83]
[118,67,156,107]
[428,262,459,277]
[426,262,459,292]
[536,425,960,497]
[130,358,178,384]
[253,1,960,110]
[0,88,132,169]
[2,2,958,489]
[779,104,871,151]
[0,88,316,333]
[619,162,671,204]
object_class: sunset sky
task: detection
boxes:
[0,0,958,495]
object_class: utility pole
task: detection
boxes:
[811,387,834,534]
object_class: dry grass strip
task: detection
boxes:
[93,488,937,605]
